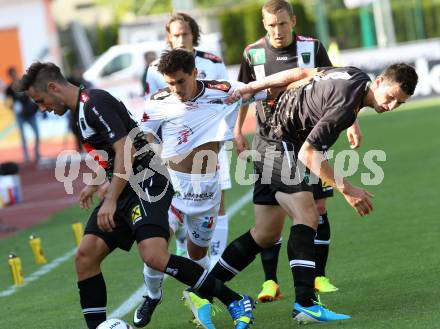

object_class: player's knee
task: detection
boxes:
[251,227,280,248]
[75,248,99,276]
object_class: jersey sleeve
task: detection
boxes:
[140,100,167,135]
[315,40,333,67]
[306,106,356,151]
[145,65,167,99]
[86,95,129,146]
[237,50,254,83]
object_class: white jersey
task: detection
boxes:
[145,49,228,99]
[141,80,265,159]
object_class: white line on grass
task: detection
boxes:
[109,189,253,318]
[0,248,77,297]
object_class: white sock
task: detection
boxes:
[190,254,211,271]
[174,223,187,253]
[143,264,164,300]
[210,214,229,268]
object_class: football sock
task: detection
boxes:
[165,254,241,306]
[314,213,330,277]
[143,264,164,300]
[287,224,317,307]
[210,214,229,267]
[78,273,107,329]
[260,238,282,282]
[210,230,264,282]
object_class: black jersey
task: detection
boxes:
[75,88,150,179]
[270,67,371,151]
[237,34,332,137]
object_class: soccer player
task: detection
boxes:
[211,62,419,323]
[145,11,231,265]
[138,48,274,329]
[14,62,260,329]
[234,0,362,301]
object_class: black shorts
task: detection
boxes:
[252,134,312,206]
[313,178,334,200]
[85,168,173,252]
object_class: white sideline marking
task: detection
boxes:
[109,189,253,318]
[0,248,77,297]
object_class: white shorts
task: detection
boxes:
[168,168,221,247]
[218,144,232,191]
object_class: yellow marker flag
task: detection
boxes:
[29,235,47,265]
[72,222,84,247]
[8,254,24,285]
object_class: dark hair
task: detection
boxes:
[166,12,201,47]
[381,63,418,96]
[262,0,294,17]
[158,49,195,75]
[13,62,67,92]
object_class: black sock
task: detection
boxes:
[77,273,107,329]
[287,224,316,307]
[210,230,264,282]
[260,238,282,282]
[165,254,241,306]
[315,213,330,277]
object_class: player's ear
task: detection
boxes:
[193,67,198,78]
[47,81,58,93]
[291,15,296,28]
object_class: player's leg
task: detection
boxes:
[136,174,254,329]
[76,208,112,329]
[210,145,232,266]
[275,191,349,323]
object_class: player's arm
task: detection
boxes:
[99,136,133,231]
[346,119,362,149]
[299,141,373,217]
[234,53,254,156]
[227,68,320,103]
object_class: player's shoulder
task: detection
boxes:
[83,89,115,106]
[244,37,266,53]
[195,49,224,64]
[150,87,173,100]
[202,80,232,93]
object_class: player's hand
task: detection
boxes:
[225,85,254,104]
[79,185,98,209]
[342,185,374,216]
[346,121,362,149]
[97,198,117,232]
[234,132,250,159]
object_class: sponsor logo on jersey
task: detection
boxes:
[183,192,215,201]
[249,48,266,65]
[141,112,150,122]
[276,56,288,61]
[301,52,311,64]
[198,70,207,79]
[177,127,193,145]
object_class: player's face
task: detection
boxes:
[262,9,296,48]
[168,20,194,51]
[28,84,68,116]
[164,69,198,102]
[372,78,409,113]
